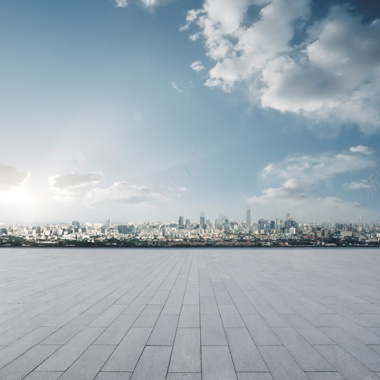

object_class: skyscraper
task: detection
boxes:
[200,212,205,229]
[178,216,184,229]
[246,207,251,229]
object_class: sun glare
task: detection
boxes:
[0,185,28,203]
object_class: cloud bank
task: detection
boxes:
[185,0,380,132]
[248,146,375,220]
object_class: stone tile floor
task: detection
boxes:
[0,248,380,380]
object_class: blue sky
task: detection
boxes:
[1,0,380,223]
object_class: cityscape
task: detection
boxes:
[1,208,379,247]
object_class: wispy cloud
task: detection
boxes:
[349,145,374,155]
[171,81,183,93]
[49,172,105,199]
[114,0,128,8]
[191,60,205,72]
[261,146,375,183]
[85,181,163,207]
[343,180,372,190]
[248,146,376,219]
[185,1,380,132]
[115,0,168,9]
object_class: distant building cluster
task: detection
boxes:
[1,209,380,247]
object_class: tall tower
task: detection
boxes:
[200,212,205,229]
[178,216,184,229]
[246,207,251,229]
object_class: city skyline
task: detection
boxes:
[1,0,380,223]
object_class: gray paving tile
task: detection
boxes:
[130,346,171,380]
[95,314,138,345]
[225,328,268,372]
[200,297,219,315]
[24,372,64,380]
[147,314,178,346]
[162,302,182,315]
[202,345,237,380]
[242,314,280,346]
[183,292,199,305]
[95,373,131,380]
[102,328,152,372]
[0,326,58,368]
[219,304,245,327]
[149,291,170,305]
[320,327,380,371]
[0,344,60,380]
[214,291,234,305]
[166,374,201,380]
[370,345,380,354]
[169,328,201,373]
[315,344,377,380]
[283,314,333,345]
[90,305,126,327]
[37,327,104,371]
[305,373,345,380]
[178,305,200,328]
[42,312,97,345]
[273,327,333,371]
[232,296,258,315]
[133,304,162,327]
[201,314,227,345]
[325,313,380,345]
[259,346,309,380]
[237,374,273,380]
[59,345,114,380]
[1,248,380,380]
[254,303,289,327]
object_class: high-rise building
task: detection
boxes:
[200,212,205,229]
[178,216,184,229]
[185,219,191,229]
[246,207,251,229]
[258,219,268,232]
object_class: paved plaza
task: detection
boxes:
[0,248,380,380]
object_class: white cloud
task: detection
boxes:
[248,179,317,204]
[185,1,380,132]
[349,145,374,155]
[191,60,205,72]
[115,0,168,9]
[248,182,365,221]
[115,0,128,7]
[248,146,377,220]
[49,172,105,197]
[85,181,163,206]
[0,165,28,192]
[261,146,375,183]
[171,81,183,93]
[343,180,371,190]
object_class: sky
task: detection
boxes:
[1,0,380,224]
